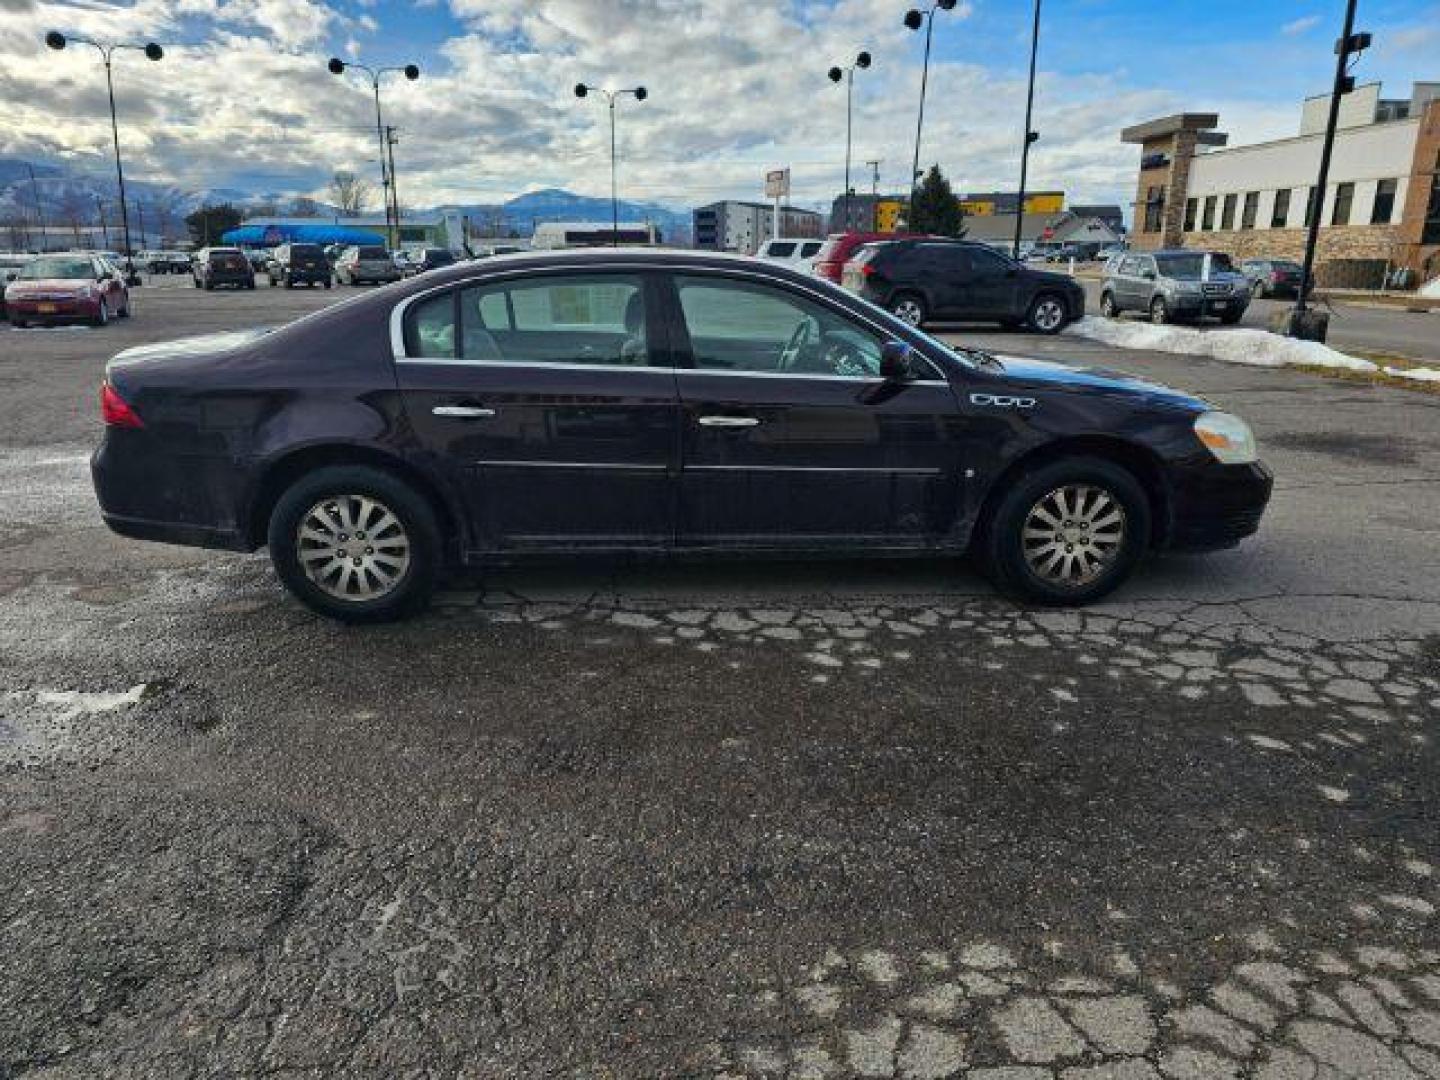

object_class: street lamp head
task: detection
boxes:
[403,63,419,80]
[827,66,843,83]
[327,57,346,75]
[45,30,66,51]
[633,86,647,102]
[144,42,163,61]
[938,0,958,9]
[903,9,923,30]
[856,50,872,69]
[574,82,589,98]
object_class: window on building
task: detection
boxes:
[1201,196,1216,231]
[1331,182,1354,226]
[1272,188,1292,228]
[1142,185,1165,233]
[1425,157,1440,245]
[1184,198,1197,232]
[1241,192,1259,230]
[1220,193,1237,231]
[1371,179,1398,224]
[1304,186,1320,227]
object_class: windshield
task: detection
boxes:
[1155,253,1235,279]
[290,245,322,257]
[19,258,93,280]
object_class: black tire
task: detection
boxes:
[1219,308,1245,325]
[267,465,441,623]
[980,455,1150,607]
[10,318,26,329]
[91,298,109,328]
[324,280,332,290]
[204,280,214,291]
[269,274,279,288]
[194,277,202,289]
[1026,292,1068,334]
[1149,296,1169,325]
[246,279,256,290]
[889,292,926,328]
[1099,291,1120,318]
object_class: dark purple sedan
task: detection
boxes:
[91,249,1272,621]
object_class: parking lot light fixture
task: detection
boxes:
[575,83,648,247]
[828,51,872,233]
[45,30,163,283]
[328,57,421,250]
[904,1,957,213]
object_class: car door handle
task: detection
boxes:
[697,416,760,428]
[432,405,496,419]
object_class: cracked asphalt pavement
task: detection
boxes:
[1,283,1438,1078]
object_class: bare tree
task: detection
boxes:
[58,188,89,246]
[290,196,320,217]
[329,172,373,217]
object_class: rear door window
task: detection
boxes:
[764,242,796,258]
[799,242,823,259]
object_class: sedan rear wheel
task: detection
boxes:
[1099,292,1119,318]
[268,465,440,622]
[92,299,109,327]
[981,456,1149,606]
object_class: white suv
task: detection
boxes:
[755,238,825,271]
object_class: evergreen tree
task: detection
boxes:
[908,165,966,237]
[185,203,243,246]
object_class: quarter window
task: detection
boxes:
[675,275,917,379]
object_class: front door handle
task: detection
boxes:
[432,405,496,419]
[698,415,760,428]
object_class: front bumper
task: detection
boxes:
[1166,460,1273,550]
[1170,292,1249,317]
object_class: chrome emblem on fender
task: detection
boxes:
[970,393,1037,410]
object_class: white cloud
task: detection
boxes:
[1281,15,1321,36]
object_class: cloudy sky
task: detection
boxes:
[1,0,1436,217]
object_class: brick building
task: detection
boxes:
[1122,82,1440,284]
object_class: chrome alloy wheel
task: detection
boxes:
[1021,484,1127,587]
[892,298,923,326]
[1031,297,1065,331]
[296,494,411,601]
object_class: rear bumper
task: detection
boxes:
[5,296,101,320]
[204,272,254,286]
[100,511,250,552]
[1165,461,1273,550]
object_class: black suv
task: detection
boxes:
[267,243,332,289]
[843,240,1085,334]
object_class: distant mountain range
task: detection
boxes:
[0,158,692,244]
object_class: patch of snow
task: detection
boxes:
[1384,365,1440,384]
[1065,316,1377,372]
[1418,276,1440,299]
[36,685,150,716]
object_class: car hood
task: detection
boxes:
[990,354,1208,411]
[109,327,273,368]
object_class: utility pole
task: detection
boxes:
[1286,0,1367,342]
[27,164,47,252]
[1013,0,1042,259]
[385,126,401,247]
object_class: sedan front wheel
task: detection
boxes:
[981,456,1150,606]
[268,465,441,622]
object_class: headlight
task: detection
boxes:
[1194,411,1257,465]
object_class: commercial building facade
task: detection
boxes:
[692,201,822,254]
[957,191,1064,217]
[1123,82,1440,284]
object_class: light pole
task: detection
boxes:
[1012,0,1041,259]
[828,51,872,233]
[45,30,162,281]
[1287,0,1368,341]
[328,57,419,250]
[574,83,648,246]
[904,1,957,214]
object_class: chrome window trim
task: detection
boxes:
[386,261,954,382]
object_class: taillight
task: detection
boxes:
[1271,271,1283,282]
[101,382,144,429]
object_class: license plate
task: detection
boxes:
[37,303,57,314]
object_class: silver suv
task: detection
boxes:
[334,245,401,286]
[1100,249,1250,325]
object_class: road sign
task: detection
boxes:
[765,168,790,199]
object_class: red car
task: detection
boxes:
[4,254,130,328]
[812,231,931,283]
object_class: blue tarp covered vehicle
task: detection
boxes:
[221,223,386,247]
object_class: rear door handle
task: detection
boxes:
[698,416,760,428]
[432,405,496,419]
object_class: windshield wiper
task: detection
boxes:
[957,345,1004,370]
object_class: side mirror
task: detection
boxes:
[880,340,916,383]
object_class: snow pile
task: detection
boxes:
[1386,366,1440,384]
[1065,316,1377,372]
[1419,276,1440,299]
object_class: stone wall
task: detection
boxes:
[1182,223,1402,265]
